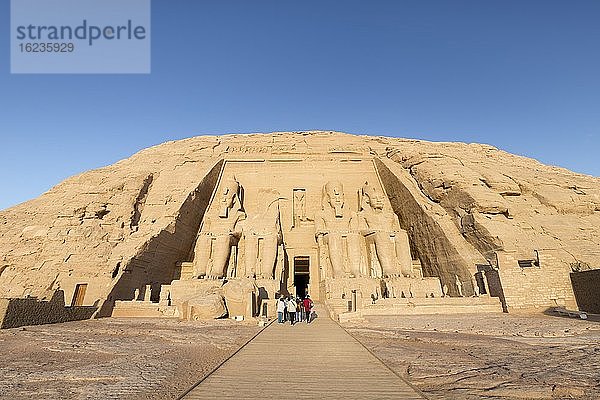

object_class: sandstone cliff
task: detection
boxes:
[1,131,598,312]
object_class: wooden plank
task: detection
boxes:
[182,305,426,399]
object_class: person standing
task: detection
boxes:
[287,296,297,325]
[298,296,305,322]
[303,295,314,323]
[277,295,286,324]
[295,296,302,323]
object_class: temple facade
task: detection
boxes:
[165,155,457,320]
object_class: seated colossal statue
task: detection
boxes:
[358,181,412,277]
[192,177,246,279]
[242,188,283,280]
[315,181,363,278]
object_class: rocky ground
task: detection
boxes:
[2,312,599,400]
[343,313,600,400]
[0,318,260,400]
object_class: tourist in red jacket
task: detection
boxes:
[303,295,314,323]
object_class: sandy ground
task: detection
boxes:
[0,318,260,400]
[343,313,600,400]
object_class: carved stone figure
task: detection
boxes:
[222,278,258,318]
[455,274,464,297]
[159,285,171,306]
[472,276,480,297]
[189,293,227,320]
[192,177,246,279]
[144,284,152,302]
[315,181,362,278]
[243,189,283,279]
[293,189,307,226]
[358,181,412,277]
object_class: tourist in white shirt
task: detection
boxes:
[276,295,287,324]
[286,296,297,325]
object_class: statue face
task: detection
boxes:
[221,185,237,208]
[257,188,279,212]
[219,179,239,217]
[363,184,384,210]
[324,181,345,217]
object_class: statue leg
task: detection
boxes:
[192,235,211,278]
[275,244,285,284]
[346,233,363,277]
[394,230,413,277]
[317,236,333,280]
[373,232,397,277]
[327,234,346,278]
[210,235,232,278]
[244,235,258,278]
[260,234,278,279]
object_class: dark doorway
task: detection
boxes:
[477,265,507,313]
[71,283,88,306]
[570,270,600,313]
[294,256,310,298]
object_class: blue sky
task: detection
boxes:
[1,0,599,210]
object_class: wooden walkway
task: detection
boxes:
[181,305,426,399]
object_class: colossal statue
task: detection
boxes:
[192,177,246,279]
[243,188,283,279]
[315,181,362,278]
[358,181,412,277]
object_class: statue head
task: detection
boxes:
[219,177,242,218]
[322,181,345,217]
[257,188,280,214]
[361,181,384,211]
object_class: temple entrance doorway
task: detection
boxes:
[293,256,310,298]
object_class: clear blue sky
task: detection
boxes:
[1,0,599,210]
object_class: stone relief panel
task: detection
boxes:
[293,188,308,227]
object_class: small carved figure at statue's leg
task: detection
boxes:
[455,274,464,297]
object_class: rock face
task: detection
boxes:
[0,131,598,317]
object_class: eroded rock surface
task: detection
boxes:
[0,318,260,400]
[344,314,600,400]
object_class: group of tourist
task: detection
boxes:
[276,294,314,324]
